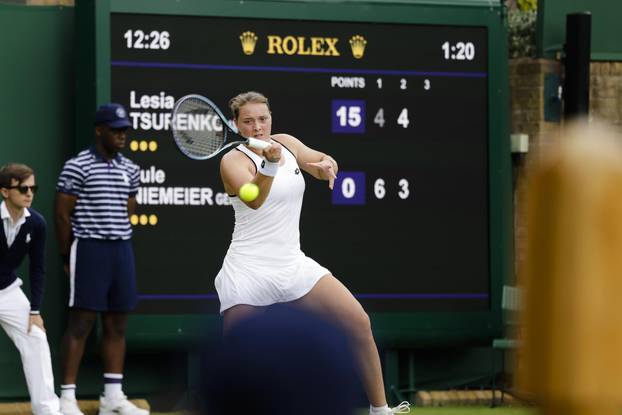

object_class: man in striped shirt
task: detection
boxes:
[55,103,147,415]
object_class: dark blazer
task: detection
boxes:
[0,208,46,311]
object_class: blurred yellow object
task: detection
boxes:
[517,0,537,12]
[520,119,622,415]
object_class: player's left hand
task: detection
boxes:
[307,159,337,189]
[28,314,46,333]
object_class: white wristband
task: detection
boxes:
[258,159,279,177]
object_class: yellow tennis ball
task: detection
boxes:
[239,183,259,202]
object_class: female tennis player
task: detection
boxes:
[215,91,410,415]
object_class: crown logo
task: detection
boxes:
[239,31,258,55]
[349,35,367,59]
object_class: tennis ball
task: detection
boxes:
[239,183,259,202]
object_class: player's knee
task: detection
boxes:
[12,327,47,354]
[103,318,127,338]
[27,331,50,352]
[103,323,126,338]
[28,325,48,341]
[67,318,96,339]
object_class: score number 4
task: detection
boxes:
[374,108,410,128]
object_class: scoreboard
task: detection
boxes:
[81,0,511,343]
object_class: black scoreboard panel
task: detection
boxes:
[110,13,489,314]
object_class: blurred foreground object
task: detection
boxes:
[520,119,622,415]
[201,305,360,415]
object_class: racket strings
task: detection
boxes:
[173,97,226,159]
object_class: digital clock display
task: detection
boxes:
[123,29,171,50]
[110,14,489,314]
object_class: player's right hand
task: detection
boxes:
[28,314,46,333]
[263,141,282,163]
[63,264,69,276]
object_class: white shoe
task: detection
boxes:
[370,401,411,414]
[59,397,85,415]
[389,401,411,414]
[98,394,149,415]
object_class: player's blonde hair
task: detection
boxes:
[229,91,270,120]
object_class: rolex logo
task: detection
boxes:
[349,35,367,59]
[239,31,258,55]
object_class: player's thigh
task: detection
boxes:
[223,304,265,334]
[108,240,138,312]
[72,239,115,311]
[0,284,30,334]
[102,312,129,337]
[65,308,98,338]
[294,274,371,338]
[0,285,50,350]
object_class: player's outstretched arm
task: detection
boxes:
[275,134,338,189]
[220,143,282,209]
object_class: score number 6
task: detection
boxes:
[374,178,411,200]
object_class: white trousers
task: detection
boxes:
[0,279,60,415]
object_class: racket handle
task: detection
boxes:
[247,137,271,150]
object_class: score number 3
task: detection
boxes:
[374,178,411,200]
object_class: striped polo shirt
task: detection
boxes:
[56,147,140,240]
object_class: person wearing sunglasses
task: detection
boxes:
[0,163,62,415]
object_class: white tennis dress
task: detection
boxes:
[215,143,330,313]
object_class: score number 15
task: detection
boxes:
[332,100,366,134]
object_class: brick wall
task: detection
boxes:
[590,62,622,129]
[509,59,562,281]
[509,59,563,156]
[510,59,622,282]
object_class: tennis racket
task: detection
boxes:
[171,94,271,160]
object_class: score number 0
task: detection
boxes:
[332,172,411,205]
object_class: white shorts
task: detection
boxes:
[215,252,330,314]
